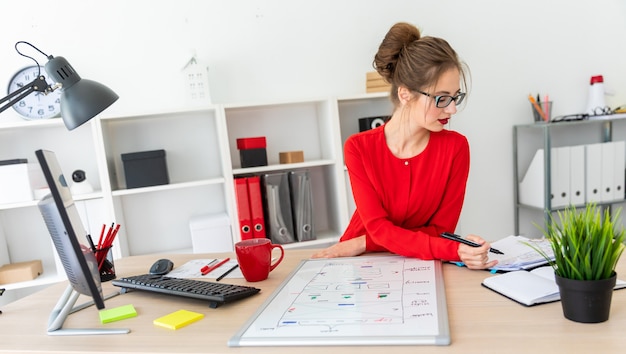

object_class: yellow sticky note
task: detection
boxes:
[153,309,204,330]
[99,304,137,324]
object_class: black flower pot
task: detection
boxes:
[555,272,617,323]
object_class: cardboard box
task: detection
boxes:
[189,213,233,253]
[366,71,392,93]
[0,159,34,204]
[279,151,304,164]
[0,260,43,284]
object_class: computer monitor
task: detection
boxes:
[36,149,128,336]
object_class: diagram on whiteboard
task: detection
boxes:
[279,257,436,330]
[229,255,450,346]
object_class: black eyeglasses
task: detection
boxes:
[591,106,614,116]
[416,90,466,108]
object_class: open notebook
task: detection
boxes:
[482,266,626,306]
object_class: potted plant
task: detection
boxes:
[532,203,625,323]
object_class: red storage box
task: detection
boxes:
[236,137,266,150]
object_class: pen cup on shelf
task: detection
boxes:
[95,246,116,282]
[530,101,553,122]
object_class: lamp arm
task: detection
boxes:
[0,76,51,115]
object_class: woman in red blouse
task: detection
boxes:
[313,23,497,270]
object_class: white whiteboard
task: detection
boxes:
[228,255,450,346]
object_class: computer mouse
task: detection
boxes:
[149,258,174,275]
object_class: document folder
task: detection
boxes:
[569,145,585,205]
[551,146,570,208]
[612,141,625,201]
[586,143,603,203]
[288,170,315,242]
[247,176,266,239]
[601,142,615,202]
[234,178,253,240]
[262,173,295,244]
[519,147,572,208]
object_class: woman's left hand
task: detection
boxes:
[457,234,499,270]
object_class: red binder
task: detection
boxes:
[247,176,266,239]
[234,178,253,240]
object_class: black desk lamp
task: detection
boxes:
[0,42,118,130]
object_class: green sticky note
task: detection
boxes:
[153,309,204,330]
[99,304,138,324]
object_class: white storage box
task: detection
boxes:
[0,159,34,204]
[189,213,233,253]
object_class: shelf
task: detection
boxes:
[513,119,626,236]
[281,231,339,249]
[0,115,66,130]
[111,178,225,197]
[0,191,103,211]
[232,159,335,175]
[517,198,626,211]
[0,270,65,291]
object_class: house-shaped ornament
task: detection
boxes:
[182,56,212,106]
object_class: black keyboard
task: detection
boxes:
[112,274,261,308]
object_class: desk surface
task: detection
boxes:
[2,249,626,353]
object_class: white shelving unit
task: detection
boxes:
[0,92,392,305]
[513,118,626,237]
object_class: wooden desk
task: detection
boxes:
[2,249,626,353]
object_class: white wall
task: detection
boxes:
[1,0,625,241]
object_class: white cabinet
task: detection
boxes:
[0,93,391,304]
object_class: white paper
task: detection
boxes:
[165,258,243,279]
[488,235,554,272]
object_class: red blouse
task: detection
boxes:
[340,126,470,261]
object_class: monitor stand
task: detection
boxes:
[47,285,130,336]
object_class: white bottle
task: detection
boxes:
[586,75,606,115]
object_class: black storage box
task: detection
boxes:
[240,148,268,168]
[121,149,169,189]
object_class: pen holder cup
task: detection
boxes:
[95,246,116,282]
[531,101,552,122]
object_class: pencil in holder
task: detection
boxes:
[531,101,552,122]
[95,246,116,282]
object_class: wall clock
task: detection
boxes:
[7,65,61,120]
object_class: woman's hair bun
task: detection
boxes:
[373,22,421,83]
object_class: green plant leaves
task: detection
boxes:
[535,204,625,281]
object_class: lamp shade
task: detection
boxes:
[45,56,118,130]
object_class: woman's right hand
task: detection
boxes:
[457,234,499,270]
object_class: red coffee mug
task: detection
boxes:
[235,238,284,282]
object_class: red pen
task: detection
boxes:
[201,258,230,276]
[97,224,106,249]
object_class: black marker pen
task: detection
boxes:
[440,232,504,255]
